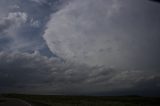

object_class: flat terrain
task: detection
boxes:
[0,98,31,106]
[1,94,160,106]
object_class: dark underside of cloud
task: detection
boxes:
[0,52,160,96]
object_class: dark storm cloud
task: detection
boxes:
[0,0,160,96]
[0,52,160,95]
[150,0,160,3]
[0,18,12,33]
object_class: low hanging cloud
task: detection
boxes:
[0,51,160,95]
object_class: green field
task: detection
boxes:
[1,94,160,106]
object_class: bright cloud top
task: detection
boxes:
[43,0,123,67]
[43,0,160,69]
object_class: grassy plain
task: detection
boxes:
[1,94,160,106]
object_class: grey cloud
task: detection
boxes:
[30,0,47,3]
[30,0,51,5]
[43,0,160,70]
[0,12,27,34]
[30,19,40,28]
[0,0,58,54]
[0,0,160,96]
[0,0,64,54]
[0,18,12,33]
[0,52,159,95]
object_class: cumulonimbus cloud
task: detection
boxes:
[43,0,160,70]
[43,0,122,67]
[0,0,160,96]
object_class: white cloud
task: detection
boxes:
[43,0,160,70]
[43,0,123,67]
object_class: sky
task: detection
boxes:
[0,0,160,96]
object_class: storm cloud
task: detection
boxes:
[0,52,160,95]
[0,0,160,96]
[43,0,160,70]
